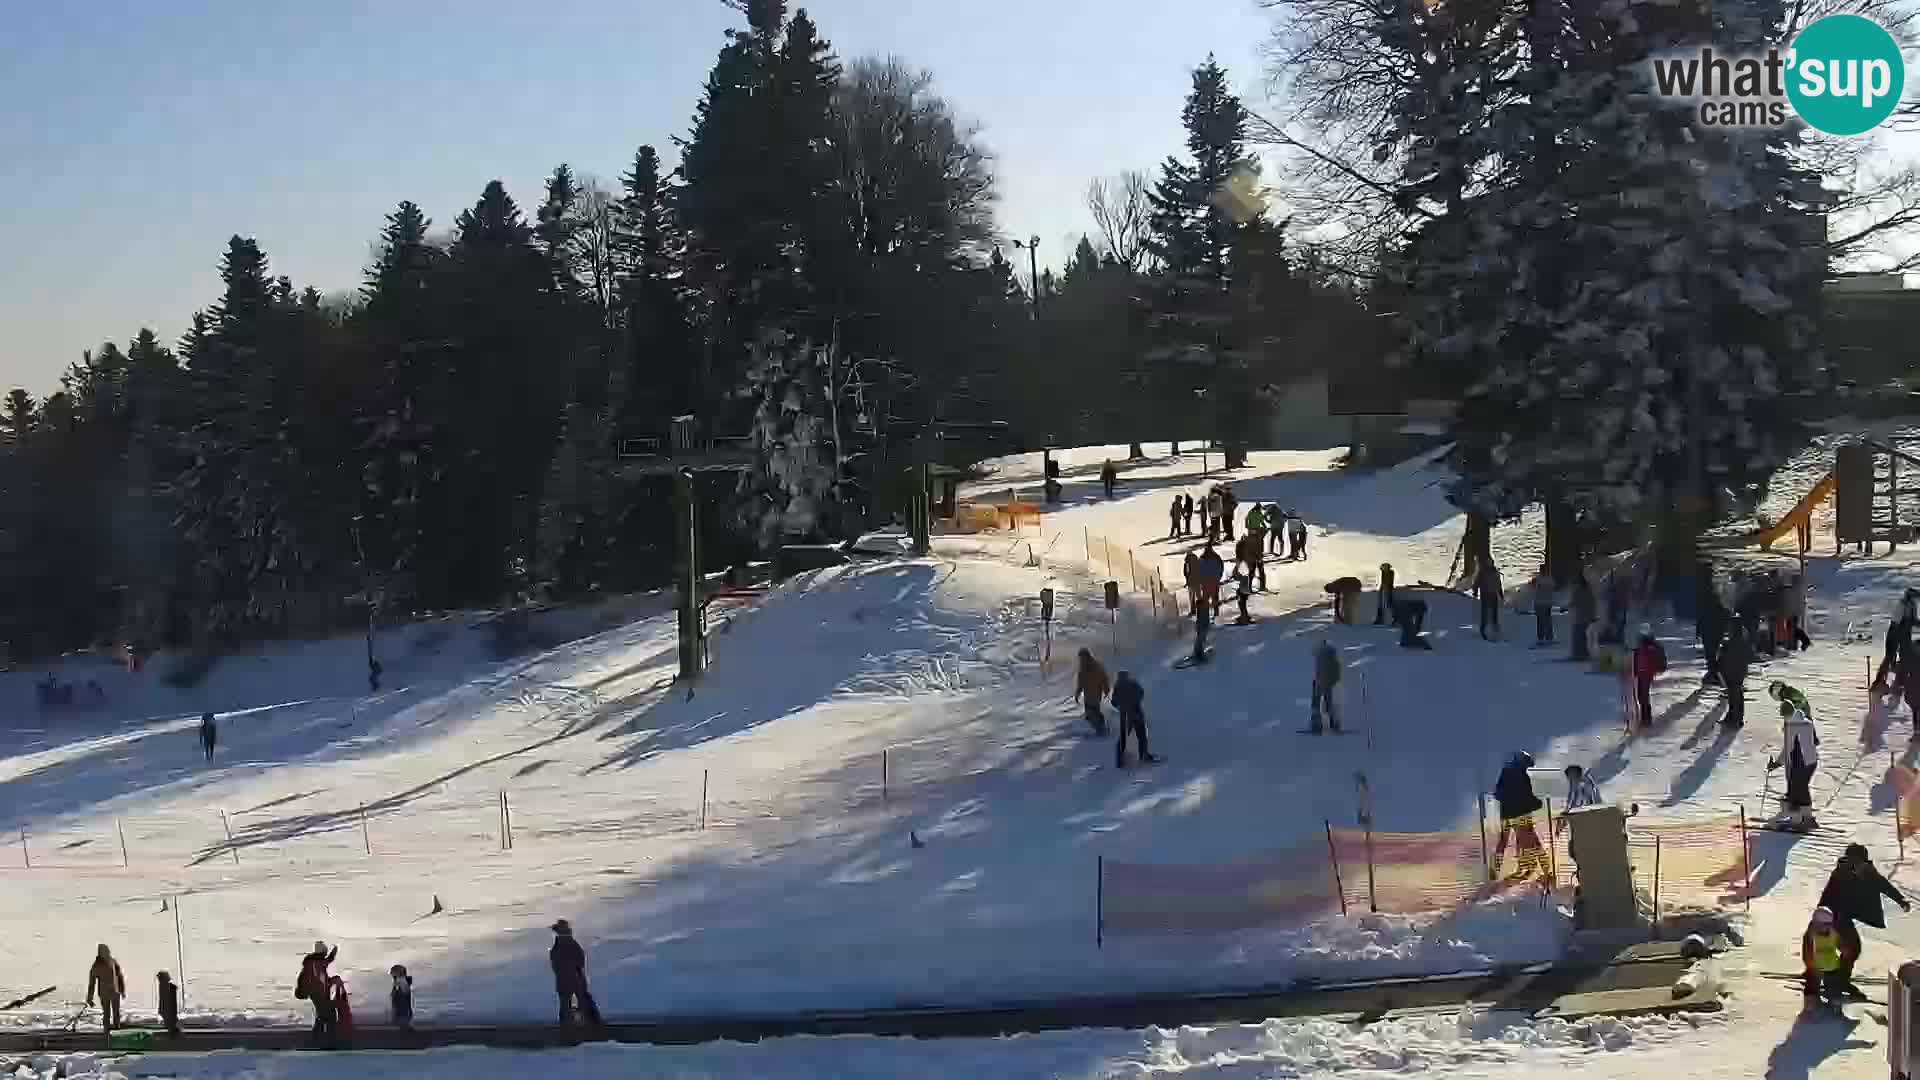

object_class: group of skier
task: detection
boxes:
[1071,649,1159,767]
[1167,488,1309,560]
[72,919,602,1046]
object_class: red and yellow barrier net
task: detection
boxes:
[1626,813,1750,909]
[1100,842,1342,936]
[1331,828,1498,915]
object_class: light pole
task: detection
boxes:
[1011,235,1041,319]
[1194,389,1210,476]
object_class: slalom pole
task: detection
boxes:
[1326,820,1347,916]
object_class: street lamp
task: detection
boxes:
[1010,235,1041,318]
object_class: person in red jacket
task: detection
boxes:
[327,976,355,1043]
[296,941,339,1046]
[1631,624,1667,729]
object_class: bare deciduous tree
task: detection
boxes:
[1085,170,1151,270]
[565,178,620,324]
[832,56,996,261]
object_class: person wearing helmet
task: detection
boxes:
[1803,907,1846,1002]
[1769,680,1811,720]
[1777,698,1820,816]
[1816,844,1909,997]
[1490,752,1548,882]
[1374,563,1396,626]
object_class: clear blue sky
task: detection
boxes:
[0,0,1272,396]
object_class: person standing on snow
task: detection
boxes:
[1073,649,1111,736]
[1234,531,1263,596]
[297,941,339,1046]
[156,971,181,1038]
[1530,565,1555,646]
[1219,487,1238,541]
[1776,700,1820,816]
[1267,504,1284,555]
[550,919,602,1026]
[1786,573,1811,651]
[328,976,356,1044]
[1876,599,1912,692]
[1191,587,1214,667]
[1230,563,1254,625]
[1182,493,1196,537]
[1112,670,1158,767]
[85,944,125,1036]
[1204,489,1223,544]
[1198,543,1225,617]
[1697,578,1729,687]
[1287,513,1309,561]
[1490,753,1548,881]
[1769,679,1812,721]
[199,712,217,763]
[1803,907,1848,1003]
[389,964,415,1032]
[1310,639,1342,734]
[1167,495,1184,540]
[1719,621,1753,728]
[1243,505,1269,590]
[1374,563,1396,626]
[1569,570,1596,662]
[1476,561,1504,640]
[1630,625,1666,729]
[1100,460,1117,499]
[1815,844,1909,997]
[1183,550,1202,617]
[1558,763,1603,866]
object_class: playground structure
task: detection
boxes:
[1730,436,1920,556]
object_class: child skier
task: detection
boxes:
[389,964,414,1032]
[1802,907,1847,1005]
[1309,639,1342,734]
[156,971,180,1039]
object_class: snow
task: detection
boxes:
[8,439,1920,1077]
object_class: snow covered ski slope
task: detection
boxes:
[5,441,1920,1078]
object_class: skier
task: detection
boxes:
[1267,504,1284,556]
[1490,752,1548,881]
[85,944,125,1036]
[1287,513,1308,560]
[550,919,602,1026]
[1198,543,1225,617]
[1191,589,1213,667]
[1219,487,1237,540]
[1393,594,1432,650]
[1530,565,1555,645]
[1167,495,1184,540]
[1240,511,1268,590]
[1719,621,1752,728]
[1875,598,1911,691]
[1182,550,1201,616]
[1374,563,1396,626]
[328,975,355,1043]
[1815,844,1909,996]
[1112,670,1157,767]
[1697,578,1729,686]
[1309,638,1342,734]
[199,712,217,763]
[1230,563,1253,625]
[1476,561,1503,640]
[1073,648,1111,736]
[297,941,339,1046]
[1785,573,1811,651]
[1630,625,1666,729]
[1100,460,1117,500]
[1802,907,1847,1005]
[156,971,180,1038]
[1774,699,1820,824]
[1204,489,1223,543]
[389,964,414,1032]
[1182,493,1196,537]
[1569,570,1596,662]
[1769,679,1812,720]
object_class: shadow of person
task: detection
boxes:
[1763,1008,1873,1080]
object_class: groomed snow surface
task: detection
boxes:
[4,441,1917,1077]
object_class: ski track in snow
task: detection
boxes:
[3,439,1918,1077]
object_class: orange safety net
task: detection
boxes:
[1892,765,1920,841]
[1101,842,1343,936]
[1626,814,1751,908]
[1332,828,1525,914]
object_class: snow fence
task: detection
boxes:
[1099,810,1750,941]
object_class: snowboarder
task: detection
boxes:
[1569,570,1596,662]
[297,941,339,1046]
[1073,648,1111,736]
[389,964,414,1032]
[199,712,217,763]
[1287,513,1308,560]
[1182,493,1196,537]
[1774,699,1820,820]
[1219,487,1237,540]
[1476,561,1503,640]
[328,975,355,1043]
[1112,670,1157,767]
[1719,621,1752,728]
[1373,563,1396,626]
[1100,460,1117,500]
[1815,844,1909,996]
[1168,496,1184,540]
[1309,639,1342,734]
[1802,907,1848,1005]
[156,971,180,1038]
[85,944,124,1036]
[1393,593,1431,650]
[1630,625,1665,730]
[1530,565,1555,645]
[1490,753,1548,881]
[550,919,602,1026]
